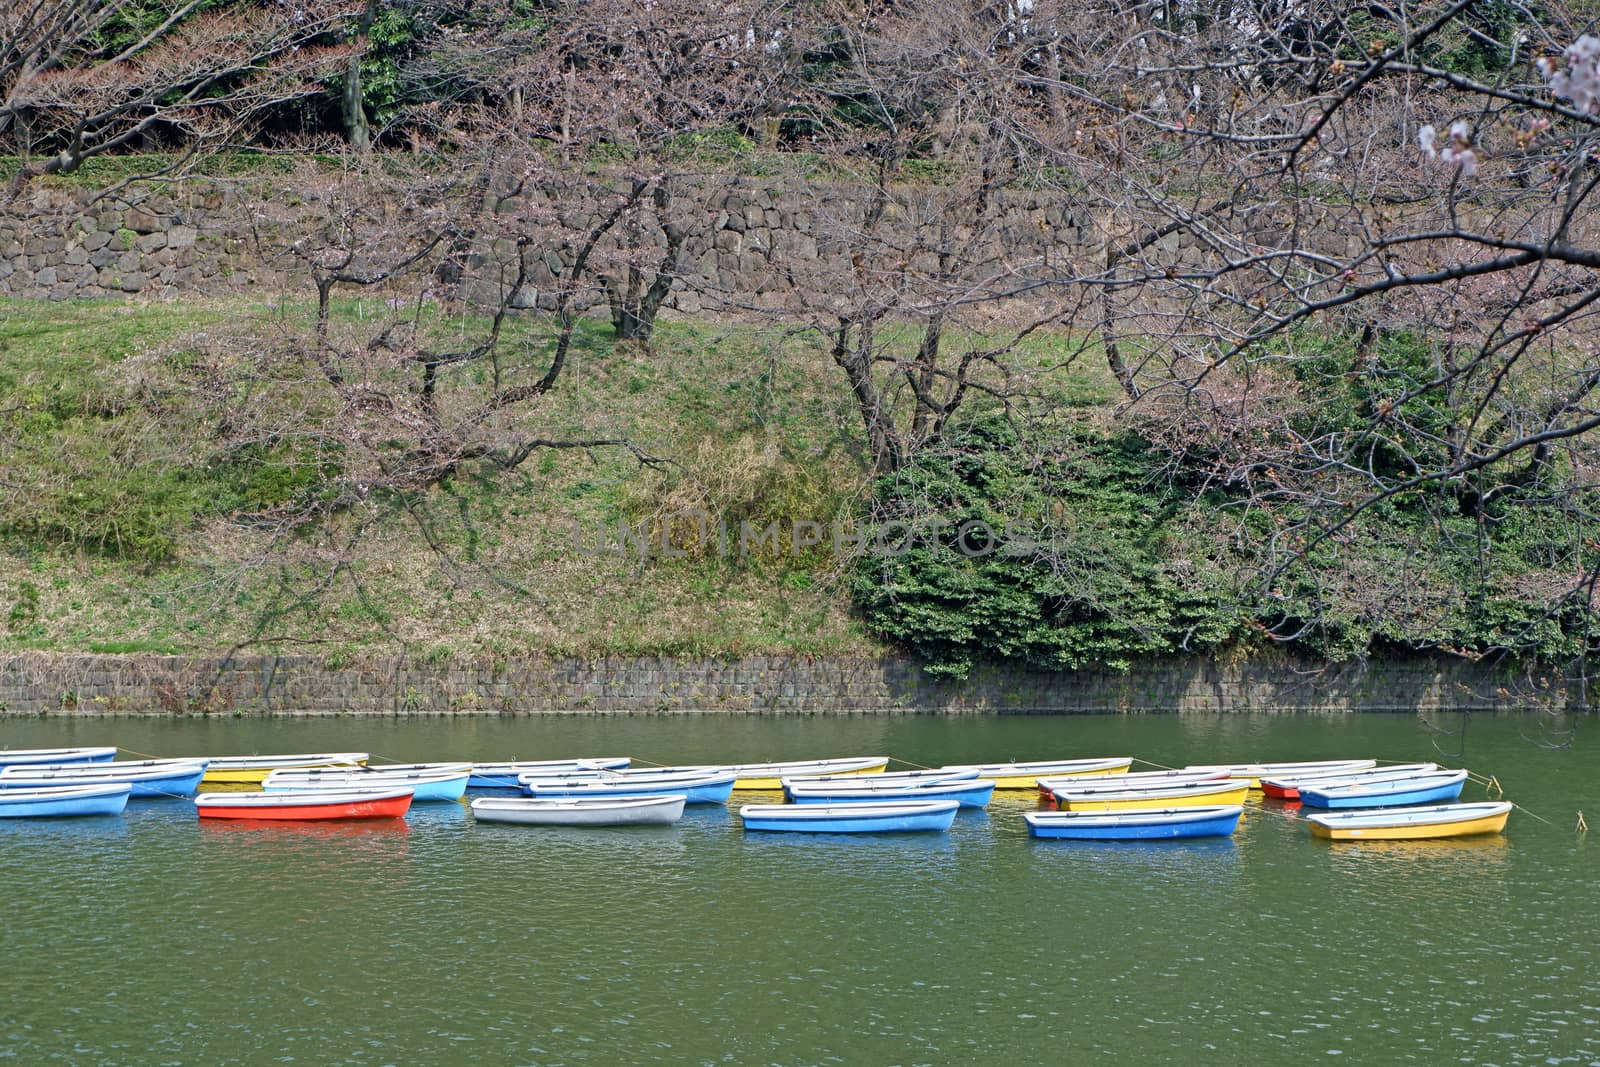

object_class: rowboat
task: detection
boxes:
[1305,801,1513,841]
[1297,769,1468,810]
[523,772,737,805]
[0,758,208,798]
[470,794,687,827]
[739,799,960,833]
[1181,759,1377,789]
[467,757,631,789]
[939,757,1134,789]
[194,752,369,785]
[263,769,469,802]
[195,788,413,820]
[1035,768,1227,797]
[787,777,996,808]
[0,746,118,769]
[696,756,890,790]
[782,767,979,796]
[0,783,132,818]
[1049,778,1251,812]
[1260,763,1440,800]
[1024,805,1244,841]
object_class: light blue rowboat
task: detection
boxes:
[263,769,469,802]
[524,772,737,805]
[780,768,979,800]
[0,783,132,818]
[0,759,209,798]
[786,778,996,808]
[0,747,118,769]
[739,799,960,833]
[1298,769,1468,810]
[1024,805,1244,841]
[467,757,631,790]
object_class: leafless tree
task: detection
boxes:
[1,1,362,195]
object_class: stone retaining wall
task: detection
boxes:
[0,652,1578,715]
[0,174,1095,305]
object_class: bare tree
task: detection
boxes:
[1,1,362,194]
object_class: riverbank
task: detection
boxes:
[0,650,1579,715]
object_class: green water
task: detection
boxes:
[1,712,1596,1066]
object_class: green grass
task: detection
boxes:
[0,293,1113,658]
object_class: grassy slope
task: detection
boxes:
[0,295,1117,660]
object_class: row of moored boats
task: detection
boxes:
[0,748,1513,841]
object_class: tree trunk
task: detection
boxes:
[342,0,379,153]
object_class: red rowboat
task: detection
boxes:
[194,788,413,821]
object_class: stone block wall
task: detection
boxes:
[0,651,1579,716]
[0,174,1096,307]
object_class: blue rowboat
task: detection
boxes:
[739,799,960,833]
[0,759,209,798]
[524,772,737,805]
[0,783,132,818]
[1024,805,1244,841]
[0,747,118,769]
[263,769,469,802]
[468,757,631,790]
[1298,769,1469,810]
[786,778,996,808]
[1260,763,1440,800]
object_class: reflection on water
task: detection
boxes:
[197,817,412,840]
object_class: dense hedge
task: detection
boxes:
[851,416,1600,677]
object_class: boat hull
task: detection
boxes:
[471,795,686,827]
[264,771,468,802]
[1260,763,1440,800]
[524,774,736,805]
[739,800,959,833]
[0,761,208,798]
[0,747,118,769]
[1298,771,1468,810]
[0,783,132,818]
[1025,805,1244,840]
[467,758,631,790]
[1306,802,1512,840]
[195,789,413,820]
[1052,782,1250,812]
[787,780,995,808]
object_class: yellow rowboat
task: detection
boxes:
[1305,801,1513,841]
[197,752,369,785]
[1051,779,1251,812]
[1181,759,1376,789]
[693,756,889,791]
[941,757,1134,790]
